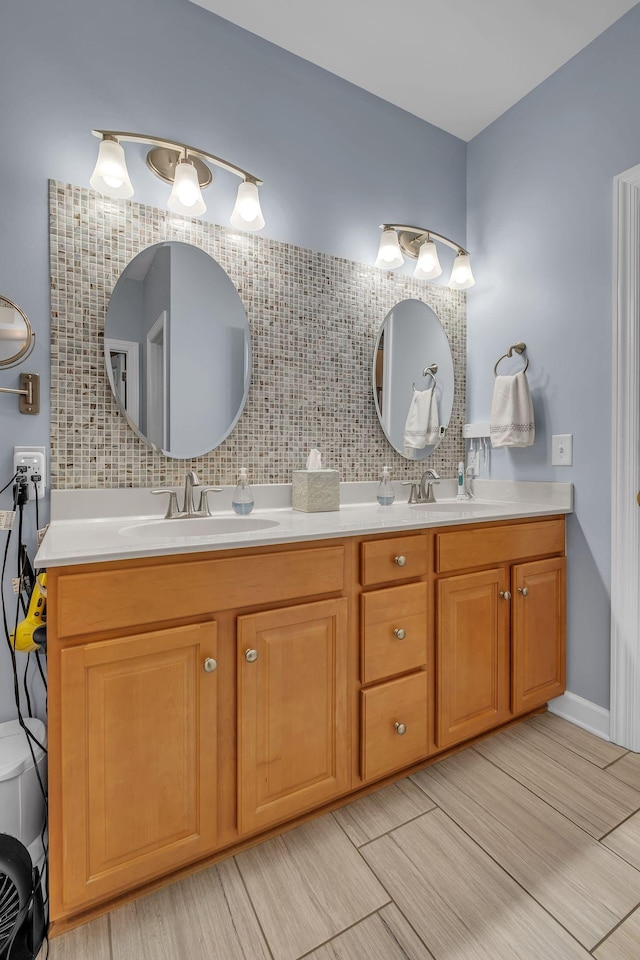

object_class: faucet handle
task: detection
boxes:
[401,481,420,504]
[198,487,223,516]
[151,489,180,519]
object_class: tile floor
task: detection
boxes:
[43,714,640,959]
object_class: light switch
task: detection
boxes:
[551,434,573,466]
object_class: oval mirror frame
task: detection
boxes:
[105,241,252,459]
[0,296,36,369]
[372,298,454,460]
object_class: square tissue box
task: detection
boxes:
[292,469,340,512]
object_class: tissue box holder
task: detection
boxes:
[292,469,339,512]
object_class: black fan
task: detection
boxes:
[0,835,44,960]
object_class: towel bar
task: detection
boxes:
[494,342,529,376]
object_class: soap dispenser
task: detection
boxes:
[232,468,254,515]
[377,466,395,506]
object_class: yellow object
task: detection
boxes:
[10,573,47,653]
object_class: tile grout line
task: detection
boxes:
[469,744,636,844]
[330,807,436,959]
[232,856,277,960]
[525,718,630,771]
[108,911,114,960]
[331,803,437,852]
[589,902,640,955]
[423,801,610,955]
[598,804,640,843]
[291,905,391,960]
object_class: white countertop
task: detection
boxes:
[36,480,573,568]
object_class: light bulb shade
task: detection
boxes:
[90,138,134,198]
[449,252,475,289]
[167,160,207,216]
[375,229,404,269]
[413,239,442,280]
[230,180,265,231]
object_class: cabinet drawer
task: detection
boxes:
[435,518,565,574]
[361,583,427,684]
[361,535,428,587]
[55,545,345,638]
[361,672,428,782]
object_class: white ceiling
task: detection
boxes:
[188,0,637,140]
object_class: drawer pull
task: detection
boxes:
[203,657,218,673]
[394,555,407,567]
[394,722,407,736]
[518,587,529,597]
[499,590,512,601]
[393,628,407,640]
[245,649,259,663]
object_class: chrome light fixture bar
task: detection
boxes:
[90,130,265,230]
[375,223,475,289]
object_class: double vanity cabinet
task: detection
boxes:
[46,510,566,931]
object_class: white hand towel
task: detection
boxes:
[490,371,535,448]
[403,388,440,451]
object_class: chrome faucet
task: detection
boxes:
[182,470,201,516]
[420,468,440,503]
[151,471,223,519]
[402,468,440,504]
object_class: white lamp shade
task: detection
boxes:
[90,139,134,199]
[413,239,442,280]
[449,252,475,289]
[167,160,207,216]
[230,180,265,231]
[375,229,404,269]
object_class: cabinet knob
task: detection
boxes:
[203,658,218,673]
[245,649,259,663]
[499,590,512,601]
[394,722,407,736]
[518,587,529,597]
[393,628,406,640]
[394,555,407,567]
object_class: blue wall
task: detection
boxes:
[467,3,640,709]
[0,0,466,721]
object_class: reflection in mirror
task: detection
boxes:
[372,299,454,460]
[0,296,35,368]
[105,241,251,459]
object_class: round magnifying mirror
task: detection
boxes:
[0,296,35,369]
[373,299,454,460]
[105,241,251,459]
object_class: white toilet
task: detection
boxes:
[0,717,47,885]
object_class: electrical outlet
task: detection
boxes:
[13,446,46,499]
[551,434,573,466]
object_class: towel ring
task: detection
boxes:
[412,362,438,392]
[494,341,529,377]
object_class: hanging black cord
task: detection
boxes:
[33,478,39,531]
[0,470,18,497]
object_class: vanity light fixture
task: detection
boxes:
[90,130,265,230]
[375,224,475,288]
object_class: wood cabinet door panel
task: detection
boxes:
[238,598,349,834]
[512,557,566,713]
[437,569,510,748]
[57,622,217,913]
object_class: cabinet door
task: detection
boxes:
[56,622,218,914]
[512,557,566,714]
[238,598,349,834]
[361,672,428,782]
[436,568,510,749]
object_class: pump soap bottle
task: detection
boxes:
[377,466,395,505]
[232,468,254,515]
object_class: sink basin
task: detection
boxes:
[121,516,280,539]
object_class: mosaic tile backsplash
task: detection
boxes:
[49,181,466,489]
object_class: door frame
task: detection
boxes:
[610,162,640,749]
[146,311,167,450]
[105,338,139,424]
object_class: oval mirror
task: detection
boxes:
[372,299,454,460]
[105,241,251,459]
[0,296,35,369]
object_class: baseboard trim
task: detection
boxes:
[548,691,611,741]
